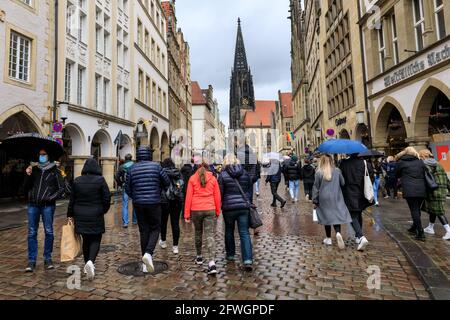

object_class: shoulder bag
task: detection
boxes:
[424,166,438,192]
[233,178,263,229]
[364,160,375,202]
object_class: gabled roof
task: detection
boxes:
[192,81,207,105]
[280,92,293,118]
[243,100,277,127]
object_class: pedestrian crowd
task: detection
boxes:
[21,144,450,280]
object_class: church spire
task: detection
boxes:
[234,18,248,71]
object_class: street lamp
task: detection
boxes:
[356,111,365,125]
[59,102,69,124]
[315,127,322,139]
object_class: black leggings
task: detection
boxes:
[161,202,181,246]
[430,213,449,225]
[304,183,313,199]
[81,234,102,263]
[135,204,162,256]
[270,182,285,204]
[325,225,341,238]
[406,197,424,231]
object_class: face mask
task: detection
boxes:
[39,155,48,164]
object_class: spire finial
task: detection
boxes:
[238,17,241,25]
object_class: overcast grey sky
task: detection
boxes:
[175,0,292,128]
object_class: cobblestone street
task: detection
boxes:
[0,182,448,300]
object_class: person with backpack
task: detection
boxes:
[284,155,302,202]
[115,154,136,228]
[67,158,111,280]
[184,162,221,275]
[265,159,287,208]
[125,146,171,273]
[301,158,316,202]
[160,158,184,254]
[419,149,450,241]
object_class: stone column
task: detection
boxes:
[422,0,437,46]
[70,156,91,179]
[100,157,117,190]
[406,137,430,152]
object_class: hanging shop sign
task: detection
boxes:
[335,117,347,127]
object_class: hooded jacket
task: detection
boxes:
[23,162,65,206]
[67,158,111,234]
[218,164,252,212]
[396,155,426,198]
[265,161,282,183]
[184,169,221,220]
[125,147,170,205]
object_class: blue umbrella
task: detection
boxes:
[317,139,368,155]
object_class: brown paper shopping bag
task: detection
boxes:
[60,220,81,262]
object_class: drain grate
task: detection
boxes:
[117,261,169,277]
[100,245,118,253]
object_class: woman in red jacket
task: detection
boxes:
[184,162,221,275]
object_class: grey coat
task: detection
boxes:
[312,168,352,226]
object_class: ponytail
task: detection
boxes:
[198,162,209,188]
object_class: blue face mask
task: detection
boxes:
[39,155,48,164]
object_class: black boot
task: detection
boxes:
[407,226,416,235]
[415,229,426,242]
[271,203,277,208]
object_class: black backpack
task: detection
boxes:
[165,169,184,201]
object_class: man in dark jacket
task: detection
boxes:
[265,159,287,208]
[237,144,258,202]
[218,162,254,271]
[395,148,427,240]
[67,158,111,280]
[125,146,170,273]
[23,149,65,272]
[284,155,302,202]
[301,159,316,201]
[115,154,136,228]
[339,154,372,251]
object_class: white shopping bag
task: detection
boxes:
[313,209,318,222]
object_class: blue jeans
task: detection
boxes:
[122,191,136,226]
[27,205,55,263]
[255,179,260,194]
[223,210,253,264]
[373,177,380,203]
[289,180,300,200]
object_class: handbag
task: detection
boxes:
[60,219,82,262]
[312,209,318,222]
[424,166,438,192]
[233,178,263,229]
[364,160,375,202]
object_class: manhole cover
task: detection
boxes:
[100,245,118,253]
[117,261,169,277]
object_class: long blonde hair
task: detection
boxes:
[318,154,334,181]
[396,146,420,160]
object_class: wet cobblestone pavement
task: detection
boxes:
[0,183,443,300]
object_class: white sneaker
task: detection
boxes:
[295,198,298,202]
[443,232,450,240]
[142,263,148,274]
[375,202,380,207]
[173,246,179,254]
[142,253,155,273]
[336,233,345,249]
[323,238,332,246]
[159,240,167,249]
[355,237,361,244]
[357,236,369,251]
[424,226,435,235]
[306,195,309,201]
[84,261,95,280]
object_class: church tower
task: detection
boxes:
[229,18,255,130]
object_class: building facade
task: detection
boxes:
[162,0,192,164]
[0,0,53,198]
[360,0,450,169]
[278,91,294,154]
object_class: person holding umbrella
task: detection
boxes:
[23,149,65,272]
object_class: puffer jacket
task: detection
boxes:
[67,158,111,234]
[23,163,65,206]
[125,147,170,205]
[218,164,252,213]
[284,160,302,181]
[395,155,426,198]
[184,169,221,220]
[301,164,316,184]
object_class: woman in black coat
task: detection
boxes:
[67,158,111,280]
[395,147,427,241]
